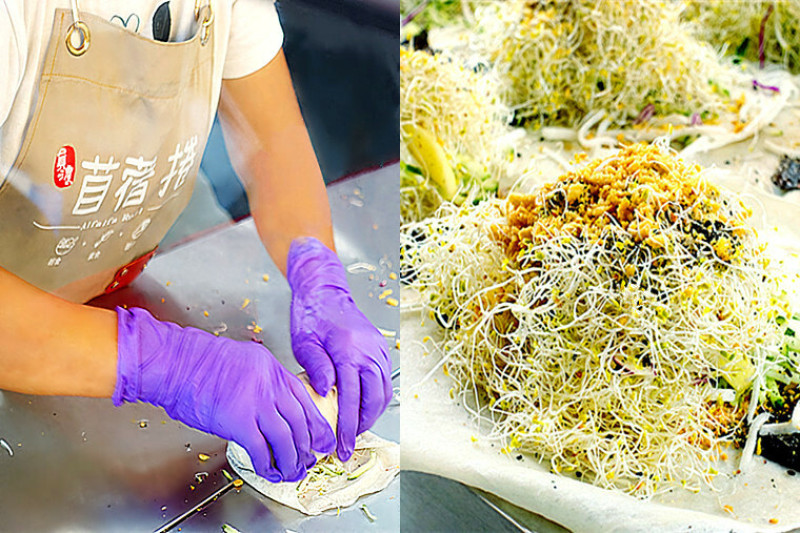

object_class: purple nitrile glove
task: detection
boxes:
[287,237,393,462]
[113,306,335,483]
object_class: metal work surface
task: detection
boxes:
[401,472,570,533]
[0,164,399,532]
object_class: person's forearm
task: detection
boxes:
[0,266,118,396]
[218,50,334,276]
[245,116,334,275]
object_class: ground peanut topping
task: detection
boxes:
[498,143,753,266]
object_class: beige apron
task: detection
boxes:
[0,2,215,303]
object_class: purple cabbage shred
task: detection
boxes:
[759,3,775,69]
[753,79,780,93]
[402,0,432,27]
[633,103,655,125]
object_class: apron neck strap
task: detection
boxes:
[70,0,81,24]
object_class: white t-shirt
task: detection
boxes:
[0,0,283,178]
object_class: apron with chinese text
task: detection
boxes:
[0,2,215,302]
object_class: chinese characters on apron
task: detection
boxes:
[0,2,215,302]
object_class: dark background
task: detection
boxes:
[200,0,399,219]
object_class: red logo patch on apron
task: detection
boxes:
[104,247,157,294]
[53,145,76,188]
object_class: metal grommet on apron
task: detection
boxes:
[65,0,90,56]
[195,1,214,46]
[0,2,217,303]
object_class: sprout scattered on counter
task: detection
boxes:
[361,503,377,522]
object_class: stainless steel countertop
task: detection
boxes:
[401,472,570,533]
[0,164,399,532]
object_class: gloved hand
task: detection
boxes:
[113,306,335,482]
[287,237,393,461]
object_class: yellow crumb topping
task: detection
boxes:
[496,143,751,266]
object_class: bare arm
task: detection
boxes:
[217,51,392,455]
[0,52,327,397]
[217,50,334,275]
[0,266,117,396]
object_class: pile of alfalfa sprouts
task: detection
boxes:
[399,0,740,224]
[400,48,511,223]
[683,0,800,75]
[402,141,790,497]
[464,0,732,128]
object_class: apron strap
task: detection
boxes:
[69,0,81,24]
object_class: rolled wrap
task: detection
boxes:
[226,373,399,515]
[298,372,339,456]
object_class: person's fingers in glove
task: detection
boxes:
[113,306,336,483]
[358,360,390,435]
[335,364,361,461]
[259,409,304,482]
[287,237,394,461]
[325,340,390,449]
[326,330,392,436]
[286,375,335,457]
[293,339,336,396]
[237,425,282,483]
